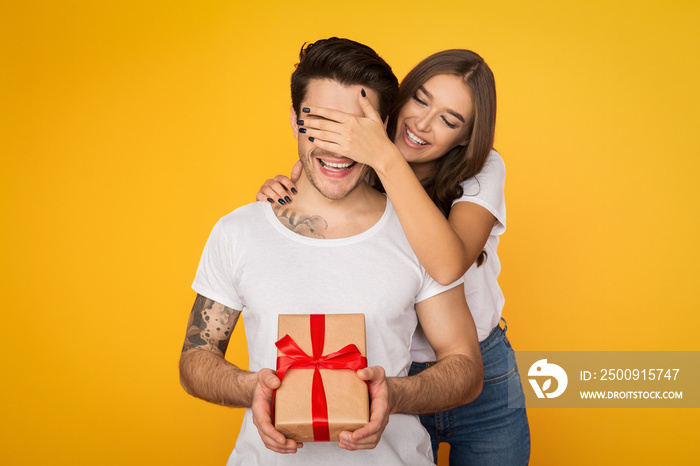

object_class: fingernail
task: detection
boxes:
[278,199,286,205]
[302,107,310,113]
[308,137,314,142]
[298,128,306,134]
[291,188,297,195]
[361,88,366,97]
[284,196,291,203]
[297,120,304,125]
[266,198,274,203]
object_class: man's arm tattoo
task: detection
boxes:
[182,294,240,356]
[273,205,328,238]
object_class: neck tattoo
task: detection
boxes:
[273,205,328,239]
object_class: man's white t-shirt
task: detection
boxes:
[412,150,507,361]
[192,198,462,465]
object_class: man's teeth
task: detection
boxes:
[406,127,428,145]
[320,160,355,171]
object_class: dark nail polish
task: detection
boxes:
[302,107,310,113]
[308,137,314,142]
[266,198,274,203]
[361,88,366,97]
[297,120,304,125]
[278,199,286,205]
[299,128,306,134]
[284,196,291,203]
[291,188,297,195]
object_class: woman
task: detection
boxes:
[258,49,530,465]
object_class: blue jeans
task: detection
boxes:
[409,321,530,465]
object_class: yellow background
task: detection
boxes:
[2,1,698,464]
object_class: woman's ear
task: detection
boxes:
[290,106,299,140]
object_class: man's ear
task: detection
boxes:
[290,106,299,140]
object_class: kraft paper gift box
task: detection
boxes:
[274,313,369,442]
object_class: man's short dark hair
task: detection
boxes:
[291,37,399,120]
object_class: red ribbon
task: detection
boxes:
[275,314,367,442]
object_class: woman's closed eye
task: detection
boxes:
[412,94,427,106]
[441,116,458,129]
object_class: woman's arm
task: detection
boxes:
[372,150,470,284]
[448,201,497,270]
[379,162,497,283]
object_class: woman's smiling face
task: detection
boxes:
[393,73,474,172]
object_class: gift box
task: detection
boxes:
[274,314,369,442]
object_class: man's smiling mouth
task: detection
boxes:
[319,159,356,172]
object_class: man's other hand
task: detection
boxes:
[251,368,303,454]
[338,365,392,451]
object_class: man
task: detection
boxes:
[179,37,483,465]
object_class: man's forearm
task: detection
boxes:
[179,348,256,408]
[388,353,483,414]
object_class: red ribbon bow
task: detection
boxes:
[275,314,367,442]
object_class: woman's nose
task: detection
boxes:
[415,112,431,132]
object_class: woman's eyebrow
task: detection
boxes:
[418,85,432,99]
[447,110,466,124]
[418,85,466,124]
